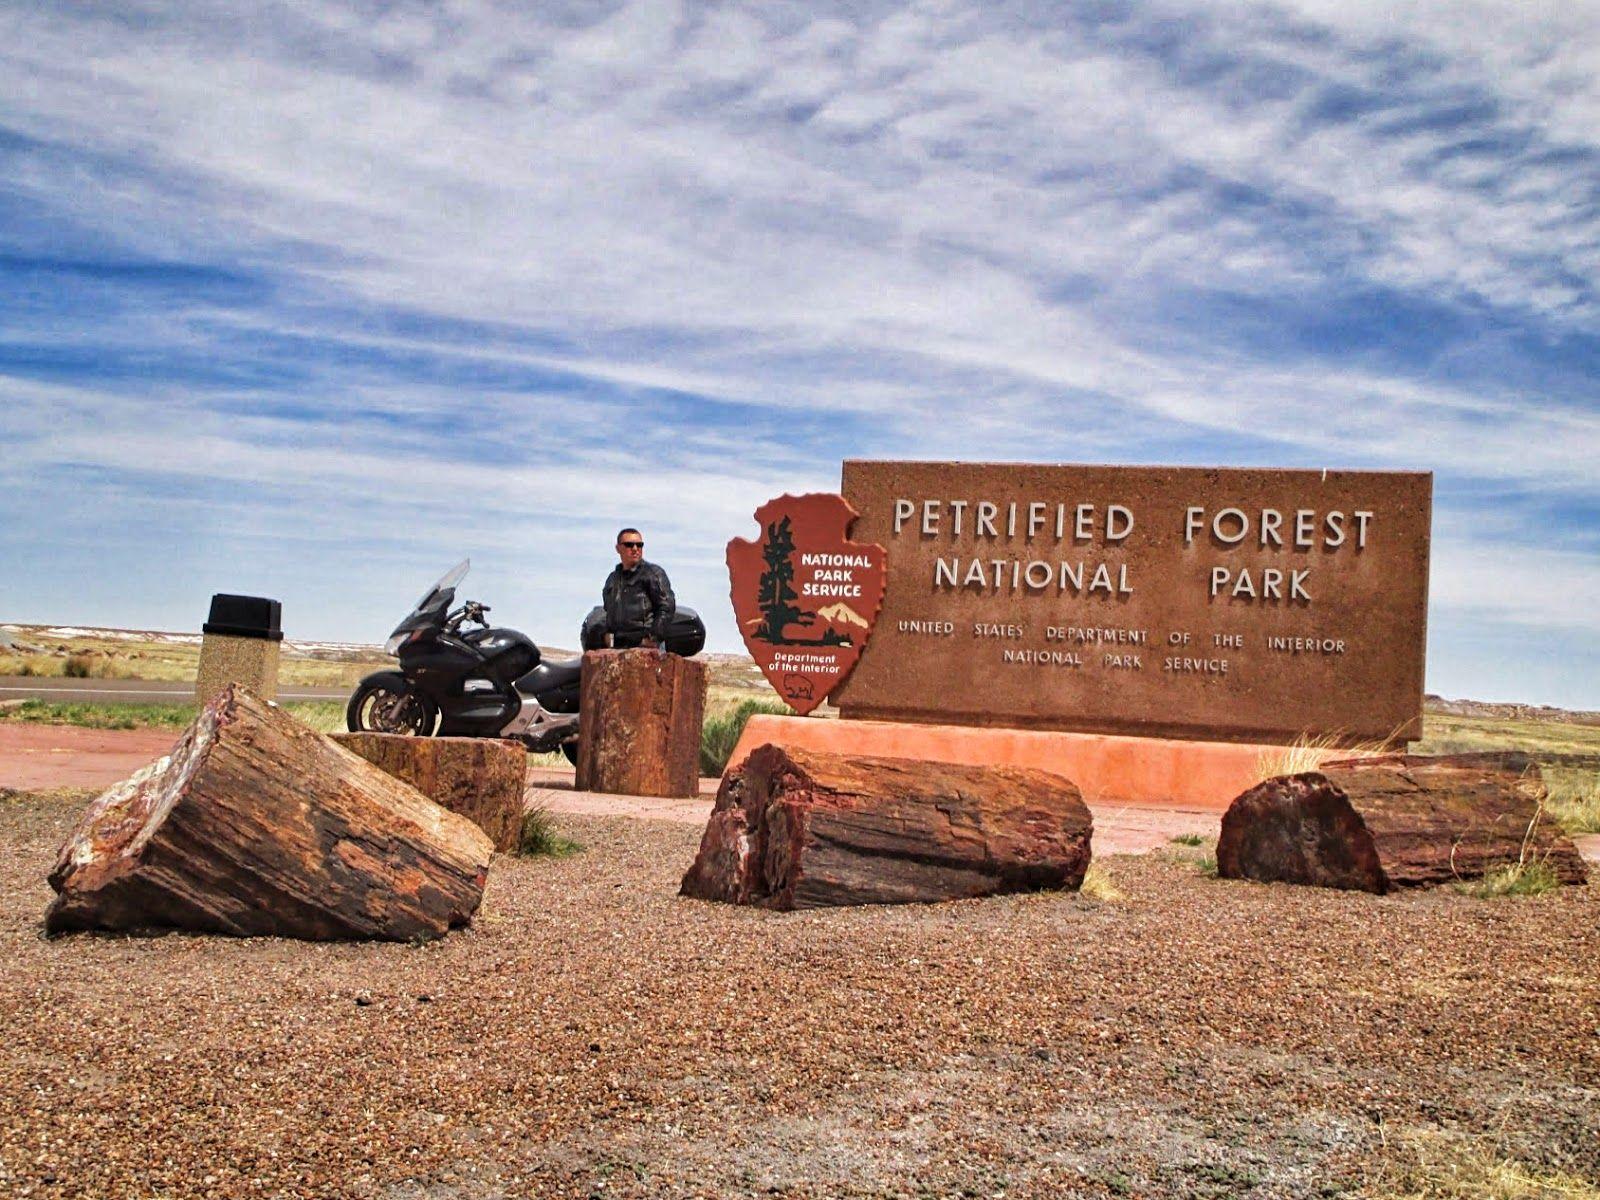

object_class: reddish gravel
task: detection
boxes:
[1,788,1597,1200]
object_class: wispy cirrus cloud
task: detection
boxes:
[1,0,1596,704]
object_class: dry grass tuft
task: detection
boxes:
[1452,802,1566,899]
[1362,1129,1600,1199]
[1255,731,1391,781]
[1078,863,1126,902]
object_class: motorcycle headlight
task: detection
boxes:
[384,632,408,656]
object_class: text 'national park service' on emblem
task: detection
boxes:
[727,494,887,716]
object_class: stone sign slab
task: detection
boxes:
[832,461,1431,744]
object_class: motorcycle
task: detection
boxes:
[346,559,706,763]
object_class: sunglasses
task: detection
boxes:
[619,540,644,549]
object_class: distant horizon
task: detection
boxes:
[3,3,1596,709]
[3,616,1595,716]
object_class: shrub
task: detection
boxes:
[63,654,94,678]
[1170,832,1207,846]
[700,699,794,777]
[517,804,581,858]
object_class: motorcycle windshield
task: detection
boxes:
[417,559,470,609]
[384,559,470,653]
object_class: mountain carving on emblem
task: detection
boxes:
[814,602,868,629]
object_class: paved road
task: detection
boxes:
[0,676,348,703]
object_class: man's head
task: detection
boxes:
[616,527,645,569]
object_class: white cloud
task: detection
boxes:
[0,0,1596,697]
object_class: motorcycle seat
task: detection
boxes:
[515,656,582,695]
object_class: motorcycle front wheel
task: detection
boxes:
[346,675,437,736]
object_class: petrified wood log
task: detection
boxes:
[330,732,527,853]
[680,743,1092,909]
[577,648,707,798]
[47,686,495,940]
[1217,752,1588,893]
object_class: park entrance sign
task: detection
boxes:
[831,461,1432,745]
[728,493,888,716]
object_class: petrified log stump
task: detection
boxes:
[680,743,1093,909]
[330,733,527,853]
[1217,752,1588,893]
[47,686,495,940]
[577,649,707,798]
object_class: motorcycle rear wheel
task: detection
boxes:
[346,678,437,736]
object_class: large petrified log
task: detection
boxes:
[330,732,527,853]
[577,648,707,798]
[1217,752,1588,893]
[680,743,1093,909]
[47,686,495,940]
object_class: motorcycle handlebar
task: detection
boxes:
[447,602,491,631]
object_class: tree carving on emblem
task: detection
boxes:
[755,516,815,644]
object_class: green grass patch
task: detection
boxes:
[0,698,347,734]
[1454,861,1562,899]
[1412,711,1600,760]
[699,698,794,776]
[0,699,198,730]
[284,701,346,734]
[1543,768,1600,836]
[1169,832,1207,846]
[1195,853,1218,878]
[516,804,581,858]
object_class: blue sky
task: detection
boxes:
[1,0,1597,707]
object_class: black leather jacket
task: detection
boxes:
[602,560,676,645]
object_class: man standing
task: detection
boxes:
[602,527,676,649]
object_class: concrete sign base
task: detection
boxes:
[726,714,1350,812]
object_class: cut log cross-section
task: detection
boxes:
[330,732,527,854]
[1217,752,1588,893]
[681,743,1093,909]
[47,686,495,940]
[577,648,707,798]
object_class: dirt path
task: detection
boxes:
[0,723,181,790]
[1,727,1222,856]
[527,776,1220,855]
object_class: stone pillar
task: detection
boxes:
[576,649,707,798]
[195,593,282,705]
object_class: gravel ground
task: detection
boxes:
[1,789,1597,1200]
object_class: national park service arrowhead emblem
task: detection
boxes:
[728,493,887,716]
